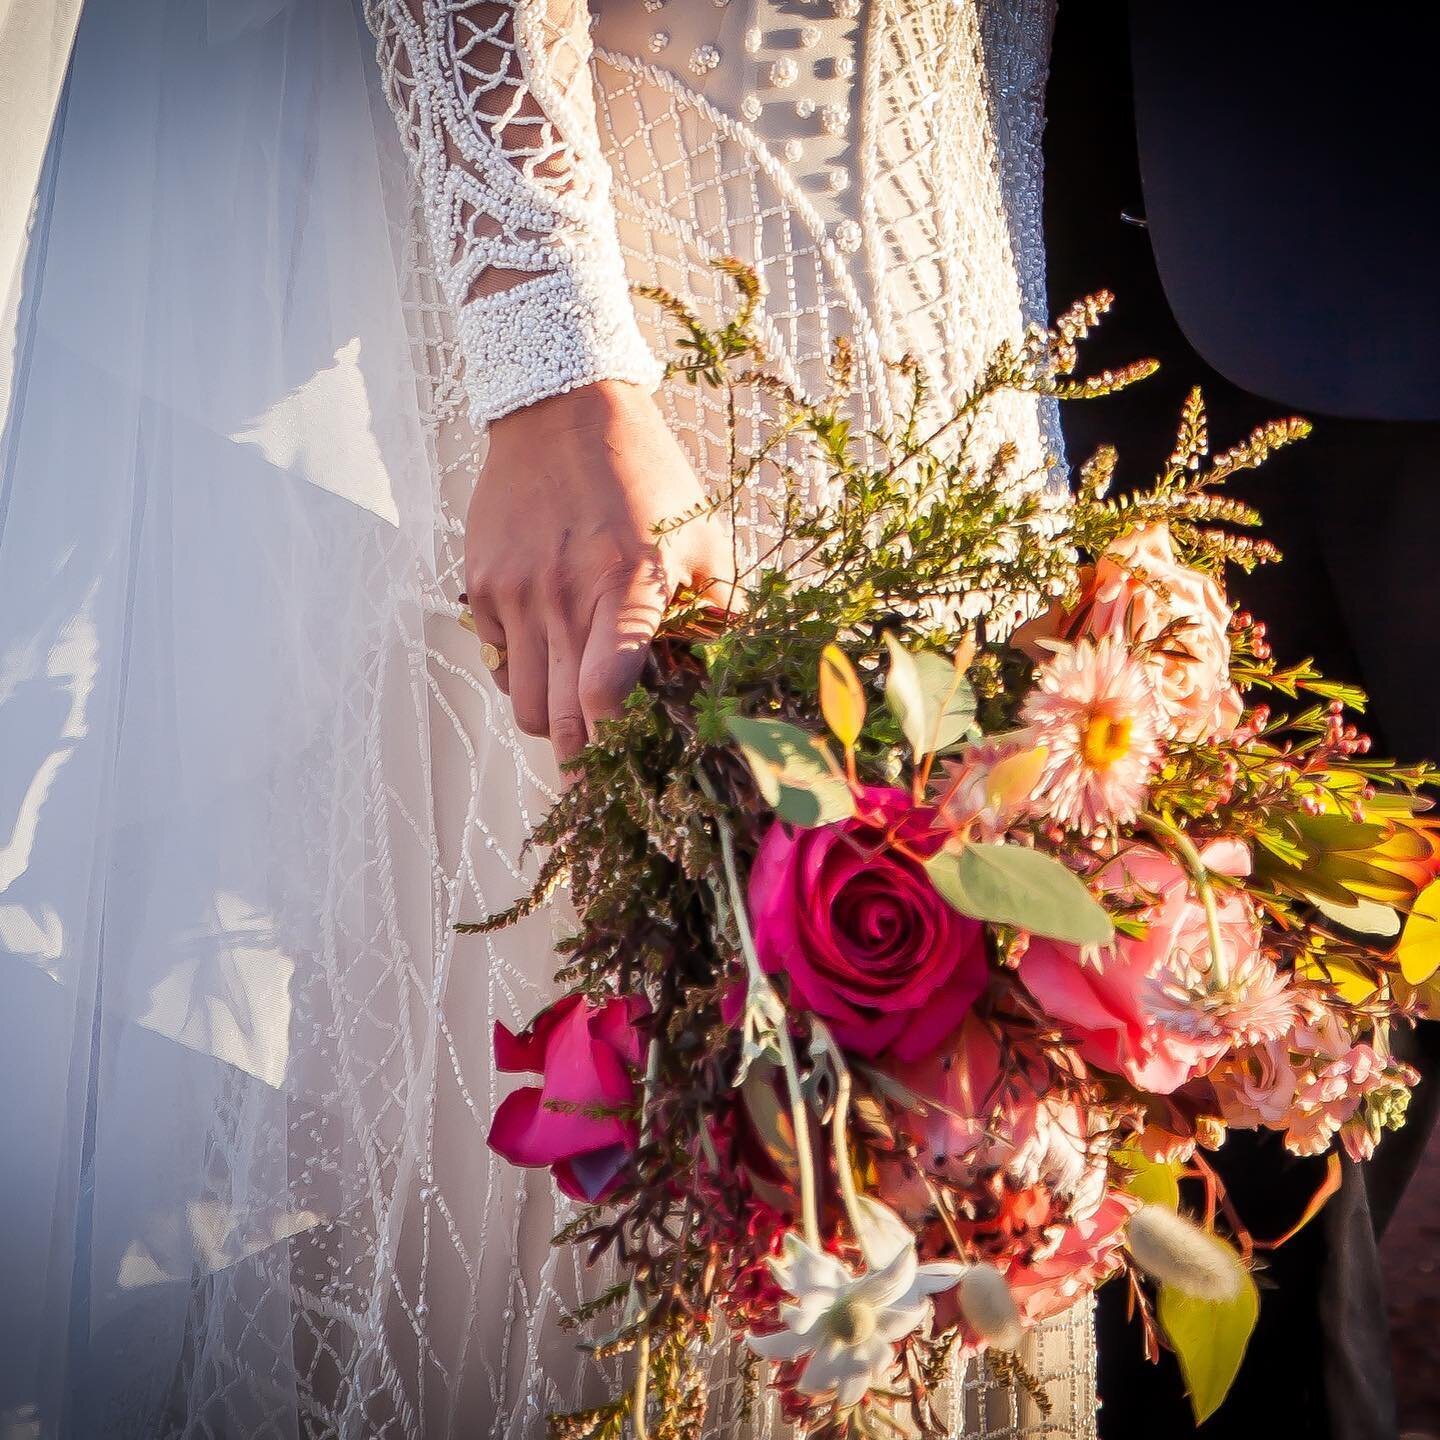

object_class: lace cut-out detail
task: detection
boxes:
[368,0,662,422]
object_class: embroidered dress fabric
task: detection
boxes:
[0,0,1090,1436]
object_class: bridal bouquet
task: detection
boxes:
[469,265,1437,1438]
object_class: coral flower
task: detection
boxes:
[1020,635,1162,833]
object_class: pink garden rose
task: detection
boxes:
[1018,839,1289,1094]
[1082,523,1242,742]
[748,787,988,1061]
[884,1015,1109,1232]
[488,992,649,1203]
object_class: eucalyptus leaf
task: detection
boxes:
[725,715,854,827]
[1158,1267,1259,1424]
[883,636,976,758]
[925,842,1114,945]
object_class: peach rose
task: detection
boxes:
[1085,524,1242,742]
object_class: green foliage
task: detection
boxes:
[883,637,977,758]
[725,715,854,826]
[925,843,1115,945]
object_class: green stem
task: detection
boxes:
[1140,813,1230,988]
[825,1043,875,1268]
[632,1328,650,1440]
[714,807,822,1248]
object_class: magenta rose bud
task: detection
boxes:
[487,992,649,1203]
[747,786,988,1061]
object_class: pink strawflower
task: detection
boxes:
[1020,635,1162,833]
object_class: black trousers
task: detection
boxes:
[1044,6,1440,1437]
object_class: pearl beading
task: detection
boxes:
[456,244,663,425]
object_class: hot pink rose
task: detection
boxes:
[1083,524,1242,742]
[747,787,988,1061]
[1018,840,1281,1094]
[487,992,649,1203]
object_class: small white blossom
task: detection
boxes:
[745,1198,963,1407]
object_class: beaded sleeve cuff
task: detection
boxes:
[457,251,664,426]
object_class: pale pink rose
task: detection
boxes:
[881,1016,1111,1237]
[1018,840,1287,1094]
[1082,523,1242,743]
[1210,1037,1299,1130]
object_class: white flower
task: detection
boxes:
[745,1198,964,1407]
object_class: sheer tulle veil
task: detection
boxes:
[0,2,584,1434]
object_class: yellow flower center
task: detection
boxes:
[1081,711,1134,769]
[824,1296,878,1347]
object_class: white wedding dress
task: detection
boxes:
[0,1,1093,1436]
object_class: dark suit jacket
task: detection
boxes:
[1045,6,1440,1437]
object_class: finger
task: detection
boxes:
[578,562,668,732]
[682,520,745,618]
[467,592,511,694]
[502,613,550,739]
[546,617,589,767]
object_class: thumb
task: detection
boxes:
[578,561,668,733]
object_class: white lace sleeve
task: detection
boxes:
[367,0,663,424]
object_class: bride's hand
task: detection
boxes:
[466,380,733,765]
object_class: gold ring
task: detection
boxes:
[479,640,507,673]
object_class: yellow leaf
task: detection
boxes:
[819,644,866,751]
[1158,1262,1259,1424]
[1116,1147,1182,1211]
[985,745,1048,812]
[1296,951,1377,1005]
[1398,877,1440,985]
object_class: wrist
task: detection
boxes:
[489,378,651,436]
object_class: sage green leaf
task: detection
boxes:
[884,636,977,759]
[726,716,855,827]
[925,843,1114,945]
[1157,1267,1259,1424]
